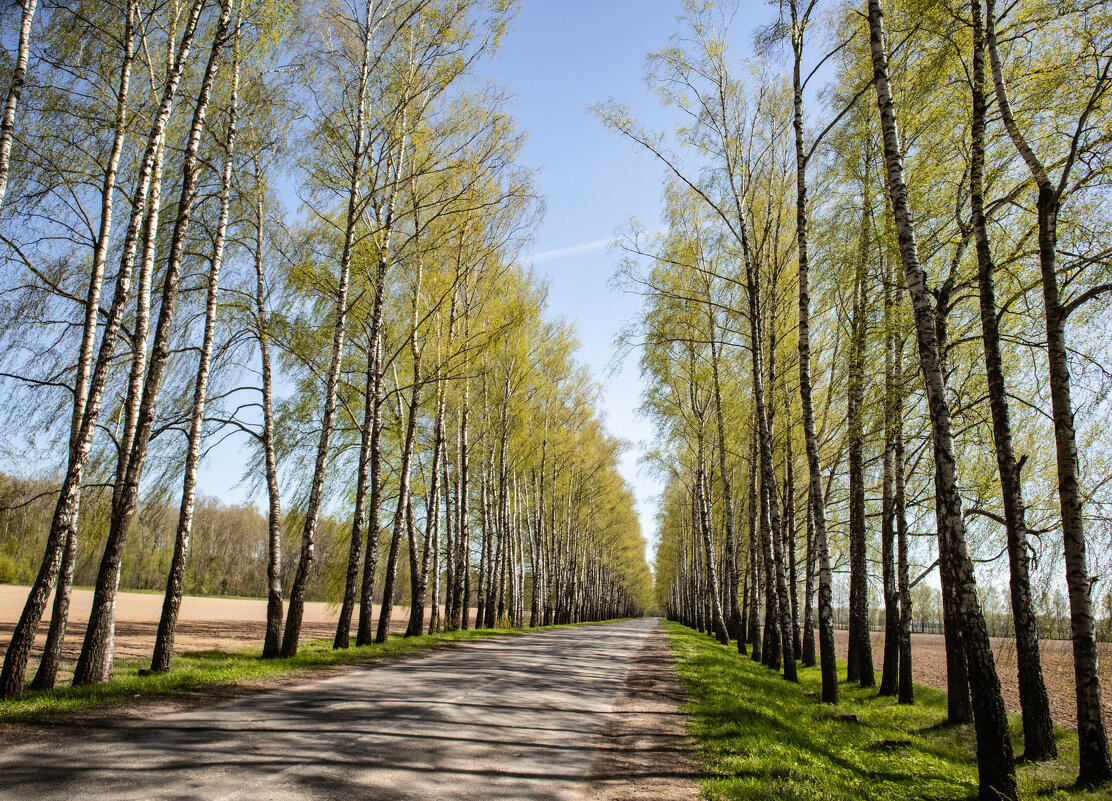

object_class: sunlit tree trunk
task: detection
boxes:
[29,0,139,690]
[29,529,75,691]
[150,42,239,673]
[428,430,448,634]
[0,0,205,701]
[786,0,834,695]
[867,2,1016,795]
[409,378,445,636]
[73,0,235,685]
[708,316,742,644]
[357,335,385,645]
[0,0,38,210]
[454,358,472,630]
[696,449,730,644]
[986,0,1110,782]
[377,360,423,642]
[743,219,796,681]
[284,0,378,658]
[253,187,284,659]
[969,0,1055,759]
[336,356,376,649]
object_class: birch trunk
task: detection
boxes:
[743,221,796,681]
[697,452,730,644]
[428,435,446,634]
[970,0,1055,759]
[73,0,235,685]
[879,257,899,697]
[253,189,284,659]
[29,1,139,689]
[801,494,816,667]
[402,493,421,633]
[28,529,74,691]
[284,0,377,657]
[150,45,239,673]
[375,375,422,643]
[846,186,874,687]
[868,2,1016,795]
[986,0,1110,782]
[442,439,456,629]
[709,319,741,644]
[378,268,425,642]
[0,0,37,210]
[785,435,801,658]
[787,0,835,695]
[356,335,385,645]
[409,383,444,636]
[335,357,375,649]
[453,368,471,630]
[746,430,761,661]
[894,341,913,704]
[0,0,205,700]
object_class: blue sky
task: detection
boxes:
[474,0,685,557]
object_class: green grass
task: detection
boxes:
[663,620,1112,800]
[0,619,620,725]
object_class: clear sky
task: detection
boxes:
[474,0,685,559]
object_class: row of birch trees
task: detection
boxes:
[0,0,651,700]
[611,0,1112,796]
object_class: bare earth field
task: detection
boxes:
[0,584,454,680]
[835,628,1112,732]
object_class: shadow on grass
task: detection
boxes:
[662,621,1103,801]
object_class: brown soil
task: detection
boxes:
[835,628,1112,732]
[0,584,472,679]
[587,620,700,801]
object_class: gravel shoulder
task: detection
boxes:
[586,623,699,801]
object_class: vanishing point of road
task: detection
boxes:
[0,618,696,801]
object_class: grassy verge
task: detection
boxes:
[0,619,619,725]
[663,620,1108,800]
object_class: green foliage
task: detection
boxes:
[0,474,353,602]
[0,553,16,584]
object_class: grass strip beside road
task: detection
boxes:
[0,620,618,725]
[663,620,1104,800]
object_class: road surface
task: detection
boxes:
[0,618,695,800]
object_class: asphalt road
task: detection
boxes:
[0,618,670,800]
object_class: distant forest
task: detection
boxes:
[1,473,352,602]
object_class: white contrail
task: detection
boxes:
[530,237,612,264]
